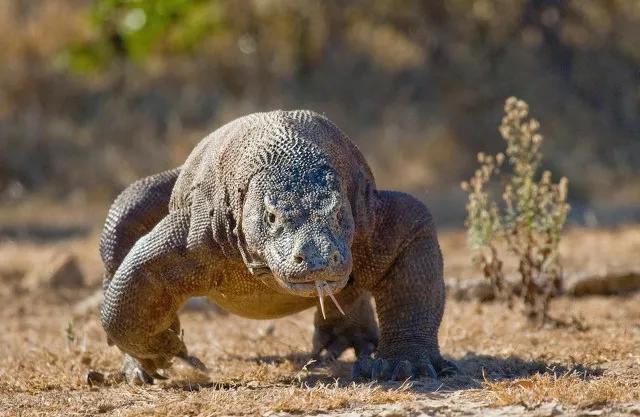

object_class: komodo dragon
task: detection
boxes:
[100,110,456,384]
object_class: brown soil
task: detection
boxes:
[1,224,639,416]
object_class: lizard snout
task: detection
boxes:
[291,248,343,270]
[288,238,351,283]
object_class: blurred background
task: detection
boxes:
[1,0,639,228]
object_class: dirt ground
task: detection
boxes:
[0,209,639,416]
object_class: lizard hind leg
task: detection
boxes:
[312,286,379,362]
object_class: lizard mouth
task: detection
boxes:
[274,272,350,316]
[281,278,348,318]
[280,276,347,294]
[248,261,349,316]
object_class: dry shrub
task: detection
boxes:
[462,97,570,323]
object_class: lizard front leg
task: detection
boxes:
[101,208,213,384]
[353,192,457,381]
[312,285,378,362]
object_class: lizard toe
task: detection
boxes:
[434,358,459,377]
[390,360,414,381]
[122,355,155,385]
[176,353,209,373]
[351,356,372,379]
[315,335,352,362]
[313,326,378,364]
[352,355,451,381]
[416,359,438,379]
[370,358,391,380]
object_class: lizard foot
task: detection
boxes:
[312,316,378,362]
[122,355,168,385]
[122,353,207,385]
[312,289,379,363]
[352,355,458,381]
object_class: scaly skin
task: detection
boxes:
[100,110,456,383]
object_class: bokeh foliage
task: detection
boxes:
[1,0,639,224]
[69,0,226,71]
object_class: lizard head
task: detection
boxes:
[241,166,354,298]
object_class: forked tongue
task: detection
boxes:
[315,280,346,320]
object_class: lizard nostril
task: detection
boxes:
[293,254,304,265]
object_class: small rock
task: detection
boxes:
[536,402,563,416]
[448,267,640,301]
[446,277,495,302]
[376,407,407,417]
[24,253,85,290]
[85,370,105,386]
[565,269,640,296]
[577,410,603,416]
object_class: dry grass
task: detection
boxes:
[485,373,640,408]
[0,225,639,415]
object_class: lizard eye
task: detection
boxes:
[263,195,280,229]
[334,210,343,223]
[264,211,284,236]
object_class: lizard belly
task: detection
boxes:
[205,266,316,319]
[207,292,316,319]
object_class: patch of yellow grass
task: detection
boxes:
[270,381,415,413]
[484,372,640,408]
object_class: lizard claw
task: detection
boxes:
[370,358,391,379]
[352,355,457,381]
[122,355,156,385]
[151,371,169,380]
[125,368,168,385]
[416,359,438,379]
[176,352,208,373]
[436,359,460,377]
[121,352,208,385]
[391,360,414,381]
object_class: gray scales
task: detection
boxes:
[99,110,457,383]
